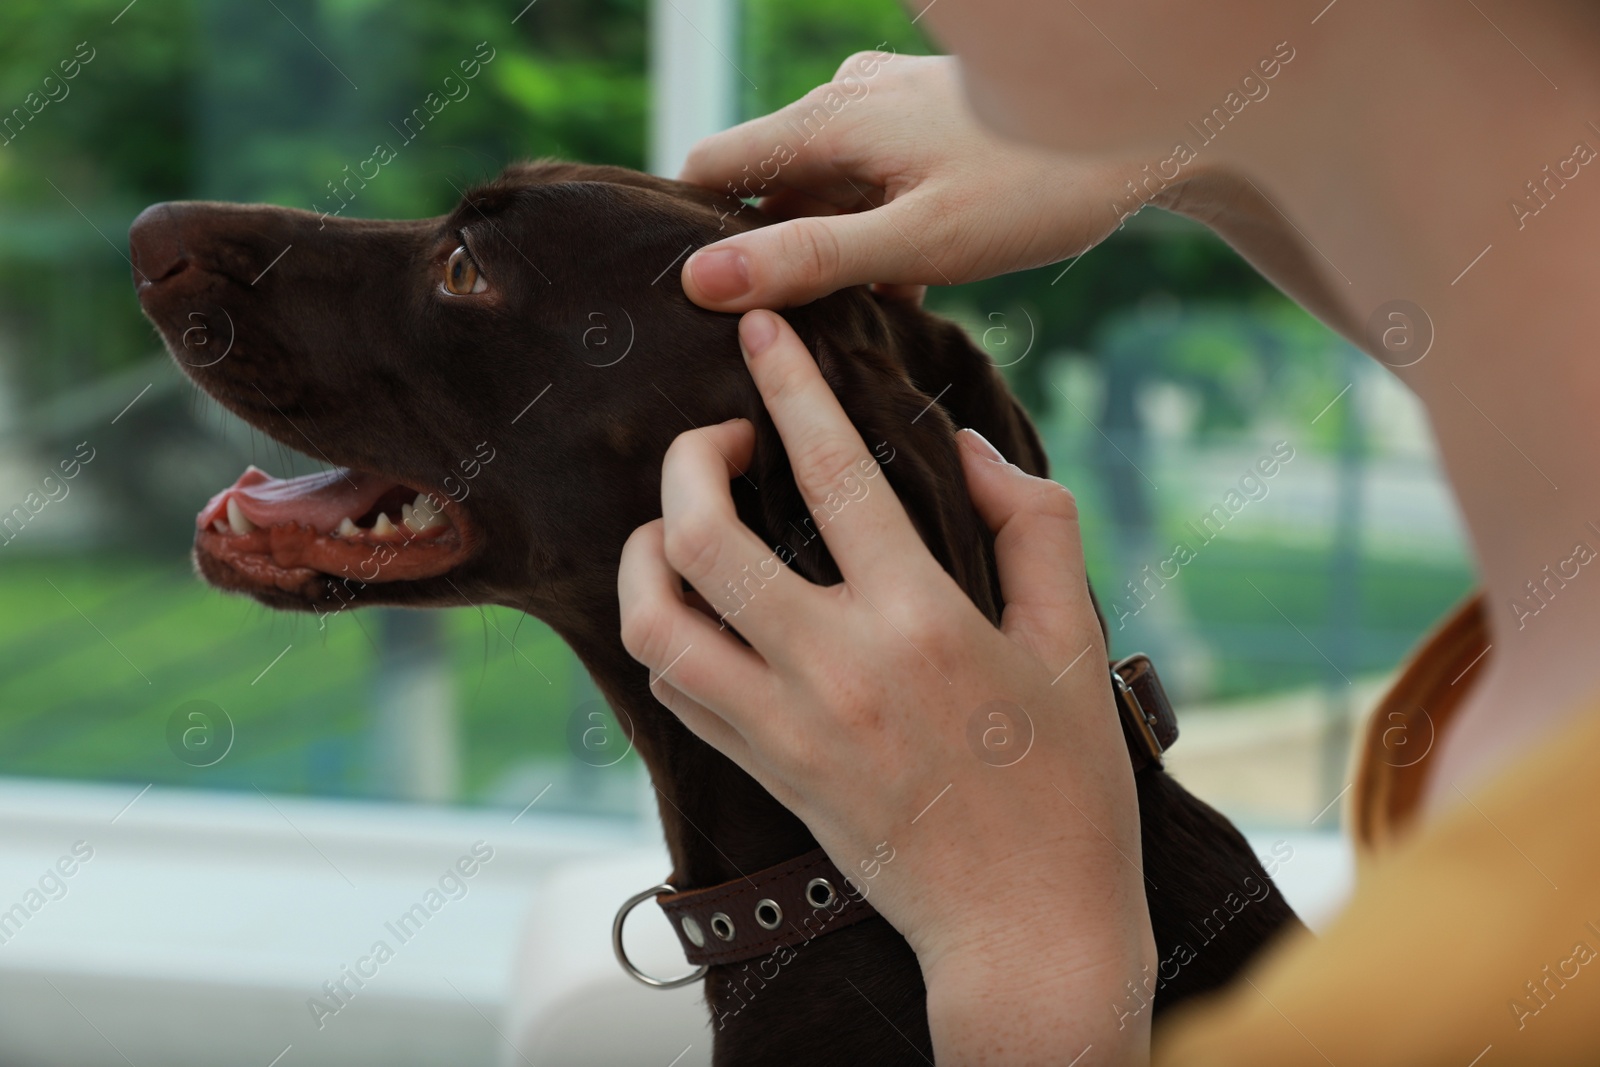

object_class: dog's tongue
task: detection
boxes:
[197,466,395,535]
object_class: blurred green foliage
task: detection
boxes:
[0,0,653,397]
[0,0,649,205]
[0,557,589,800]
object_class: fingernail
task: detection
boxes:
[739,311,779,357]
[958,428,1005,462]
[687,248,750,302]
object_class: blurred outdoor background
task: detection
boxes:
[0,0,1474,828]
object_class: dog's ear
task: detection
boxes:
[874,301,1052,482]
[729,294,1012,624]
[728,292,1109,641]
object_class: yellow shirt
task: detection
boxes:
[1154,598,1600,1065]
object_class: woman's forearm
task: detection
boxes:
[1154,169,1363,348]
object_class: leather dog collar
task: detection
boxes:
[614,653,1178,987]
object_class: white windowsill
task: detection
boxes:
[0,777,663,1067]
[0,777,1351,1067]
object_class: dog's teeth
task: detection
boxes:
[226,498,257,534]
[335,517,359,538]
[212,520,228,535]
[404,493,447,534]
[372,513,398,538]
[422,496,447,521]
[401,502,415,524]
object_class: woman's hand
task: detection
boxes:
[677,53,1141,310]
[618,310,1156,1064]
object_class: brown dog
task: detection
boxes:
[130,161,1301,1064]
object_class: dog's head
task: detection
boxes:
[131,161,1052,643]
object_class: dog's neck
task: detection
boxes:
[560,623,816,886]
[535,296,1036,889]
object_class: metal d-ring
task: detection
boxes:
[612,883,710,989]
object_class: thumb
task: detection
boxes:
[681,202,941,311]
[957,428,1103,666]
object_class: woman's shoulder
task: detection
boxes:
[1155,624,1600,1066]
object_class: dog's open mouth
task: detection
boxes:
[195,465,473,594]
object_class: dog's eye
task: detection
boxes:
[444,246,487,295]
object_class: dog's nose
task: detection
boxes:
[129,202,191,286]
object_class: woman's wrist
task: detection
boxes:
[913,829,1157,1066]
[922,926,1157,1066]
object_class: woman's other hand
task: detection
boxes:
[677,53,1138,310]
[618,310,1156,1064]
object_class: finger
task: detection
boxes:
[756,186,853,222]
[678,86,877,197]
[697,149,884,219]
[681,201,942,311]
[755,193,924,308]
[738,311,935,593]
[956,429,1104,669]
[870,282,927,307]
[618,519,769,751]
[647,676,751,769]
[678,108,808,189]
[656,418,822,659]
